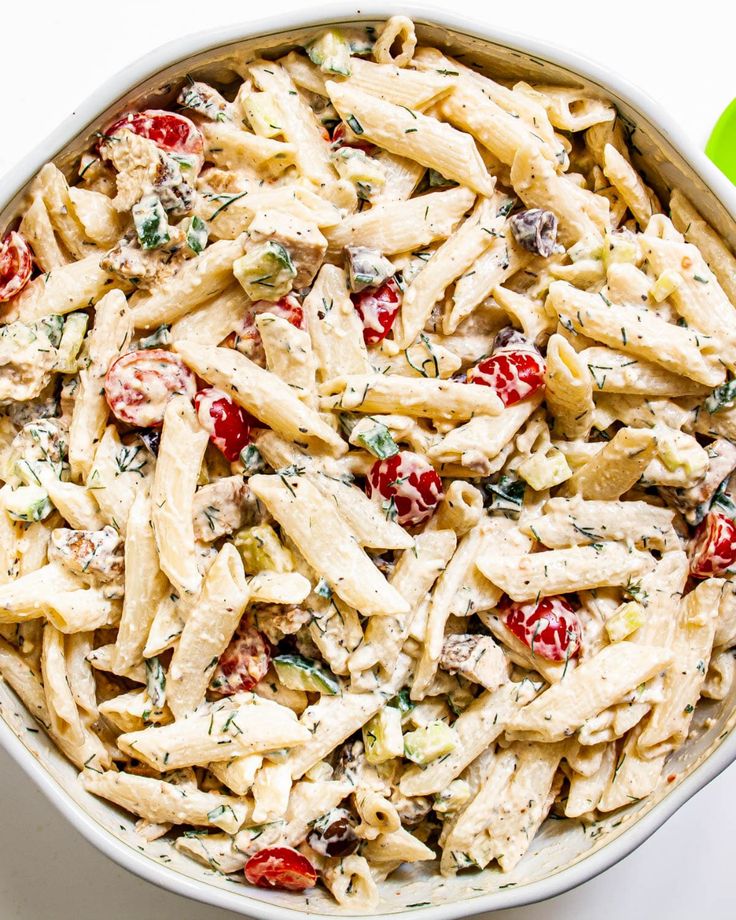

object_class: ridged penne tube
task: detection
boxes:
[69,288,132,479]
[98,688,170,733]
[637,578,721,758]
[395,198,499,345]
[562,426,657,500]
[319,854,379,909]
[32,163,96,259]
[362,827,435,865]
[579,345,708,397]
[249,61,335,187]
[0,636,50,728]
[491,284,554,344]
[325,186,475,254]
[702,649,735,700]
[547,281,725,387]
[373,14,416,66]
[302,265,371,380]
[597,724,665,812]
[320,373,503,421]
[209,753,262,797]
[167,545,250,718]
[428,393,543,473]
[506,643,672,742]
[41,624,85,748]
[251,761,292,823]
[81,770,251,834]
[430,480,484,536]
[477,542,654,603]
[346,58,453,110]
[169,284,247,345]
[14,255,123,323]
[249,473,408,617]
[326,81,494,196]
[257,313,317,401]
[173,341,346,456]
[371,151,425,203]
[670,188,736,305]
[354,787,401,838]
[113,485,169,674]
[201,122,295,175]
[18,194,68,273]
[248,571,311,605]
[117,696,310,770]
[528,496,679,552]
[602,144,656,228]
[67,187,123,248]
[152,396,209,597]
[565,743,617,817]
[544,333,594,439]
[129,237,246,329]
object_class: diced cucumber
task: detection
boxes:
[55,313,89,374]
[233,241,296,302]
[427,169,457,188]
[184,215,209,255]
[345,246,394,293]
[363,706,404,764]
[133,194,170,250]
[354,420,399,460]
[4,484,53,522]
[605,601,646,642]
[39,314,65,348]
[331,148,385,200]
[434,779,471,814]
[602,229,640,268]
[650,268,683,303]
[243,91,283,139]
[403,720,457,765]
[138,324,172,350]
[517,449,571,491]
[234,523,293,573]
[306,29,352,76]
[273,654,340,694]
[240,443,267,475]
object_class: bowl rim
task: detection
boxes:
[2,3,736,917]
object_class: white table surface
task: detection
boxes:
[1,1,736,917]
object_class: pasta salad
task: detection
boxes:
[1,13,736,906]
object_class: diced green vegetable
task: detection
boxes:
[602,230,639,268]
[427,169,457,188]
[240,443,267,475]
[233,241,296,302]
[650,268,682,303]
[331,148,385,200]
[517,449,571,491]
[234,523,293,573]
[306,29,352,76]
[39,314,65,348]
[184,215,209,255]
[145,656,167,708]
[243,91,283,139]
[363,706,404,764]
[484,474,526,517]
[434,779,471,814]
[315,577,333,599]
[403,720,457,765]
[138,324,172,350]
[705,378,736,414]
[4,484,53,522]
[355,421,399,460]
[54,313,89,374]
[345,246,394,292]
[273,654,340,694]
[712,479,736,518]
[605,601,646,642]
[133,194,170,250]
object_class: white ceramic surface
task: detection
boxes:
[1,4,736,918]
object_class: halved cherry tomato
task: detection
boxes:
[501,595,582,662]
[244,847,317,891]
[467,350,546,407]
[224,295,304,366]
[104,348,196,428]
[689,511,736,578]
[100,110,204,173]
[331,120,377,154]
[366,450,443,527]
[209,622,271,696]
[352,278,402,345]
[0,232,32,302]
[195,388,256,461]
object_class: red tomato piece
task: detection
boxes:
[104,348,196,428]
[331,121,377,154]
[502,595,582,662]
[195,388,256,461]
[0,231,32,302]
[101,110,204,173]
[224,295,304,366]
[467,350,546,406]
[366,450,443,527]
[245,847,317,891]
[689,511,736,578]
[209,623,271,696]
[352,278,402,345]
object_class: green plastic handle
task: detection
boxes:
[707,98,736,183]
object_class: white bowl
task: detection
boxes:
[2,4,736,917]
